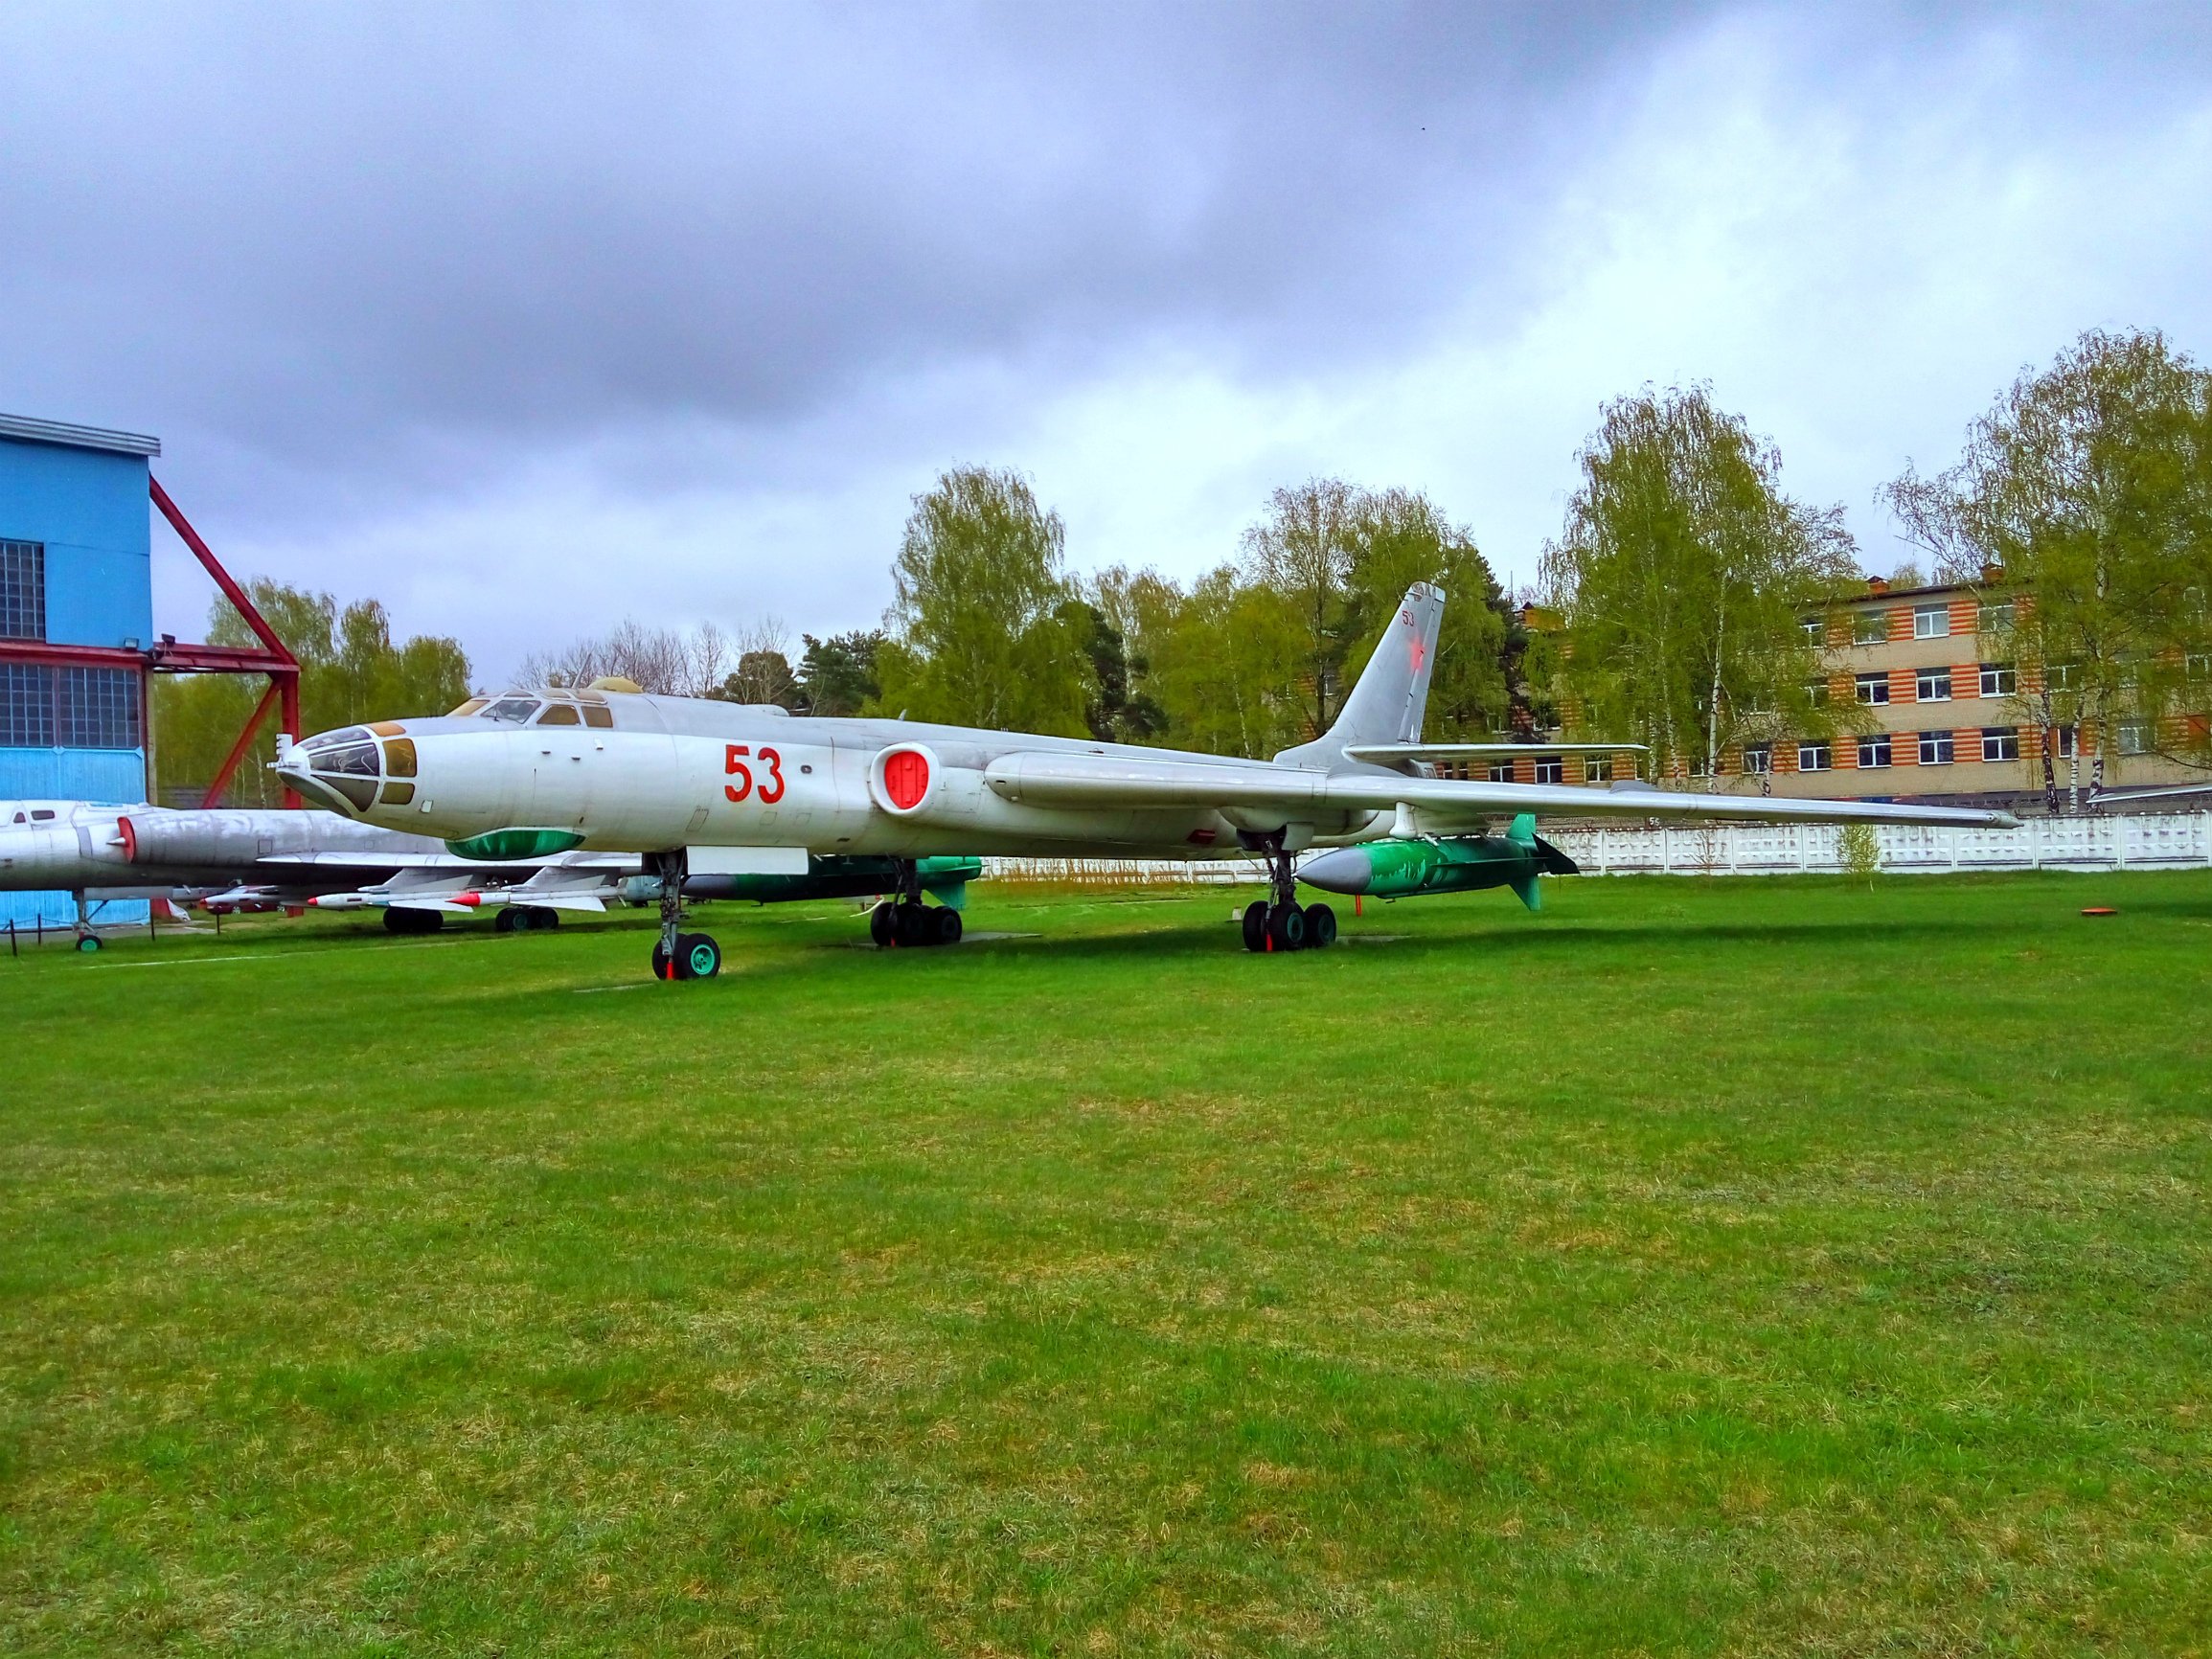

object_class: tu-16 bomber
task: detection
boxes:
[273,584,2017,979]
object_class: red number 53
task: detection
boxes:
[724,744,786,805]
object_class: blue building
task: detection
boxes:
[1,412,160,928]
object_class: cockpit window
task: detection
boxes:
[31,809,55,822]
[301,727,370,752]
[582,704,613,729]
[536,703,581,725]
[449,697,488,716]
[481,697,542,724]
[382,737,418,778]
[311,742,380,777]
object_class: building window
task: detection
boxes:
[0,540,45,642]
[2118,721,2151,756]
[1853,611,1887,646]
[1981,727,2018,762]
[0,663,140,750]
[1914,604,1950,640]
[1742,742,1771,775]
[1918,729,1955,765]
[1977,601,2014,634]
[1533,756,1562,784]
[2053,725,2076,759]
[1583,755,1611,783]
[1979,662,2015,697]
[1858,734,1891,768]
[2049,662,2079,690]
[1487,761,1516,783]
[0,662,55,745]
[1800,617,1823,642]
[1798,740,1831,772]
[1802,678,1829,707]
[1855,671,1890,705]
[58,668,141,748]
[1915,667,1951,702]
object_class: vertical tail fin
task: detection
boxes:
[1277,582,1446,764]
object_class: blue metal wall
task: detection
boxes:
[2,432,154,928]
[0,438,154,648]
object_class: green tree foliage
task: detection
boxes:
[720,650,800,709]
[1102,564,1309,759]
[1539,387,1861,784]
[795,630,885,717]
[1885,328,2212,806]
[875,466,1092,734]
[1341,488,1512,739]
[1057,598,1166,742]
[153,581,470,806]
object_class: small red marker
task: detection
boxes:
[2081,907,2118,917]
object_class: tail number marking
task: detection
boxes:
[724,744,787,805]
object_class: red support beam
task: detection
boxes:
[198,680,282,809]
[149,476,296,668]
[147,476,305,808]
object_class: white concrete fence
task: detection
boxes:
[988,811,2212,885]
[1542,810,2212,875]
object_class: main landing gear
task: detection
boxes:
[868,860,962,948]
[650,849,720,980]
[1240,834,1335,954]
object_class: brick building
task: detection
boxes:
[1489,578,2206,810]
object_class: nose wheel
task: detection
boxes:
[650,849,719,979]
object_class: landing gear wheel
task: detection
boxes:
[494,908,520,934]
[383,908,443,935]
[1304,902,1336,948]
[1241,900,1268,953]
[895,902,928,948]
[869,902,897,948]
[680,932,721,979]
[933,906,963,946]
[651,938,672,978]
[516,906,559,931]
[1266,902,1307,953]
[75,934,101,953]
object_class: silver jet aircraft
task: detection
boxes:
[273,584,2017,979]
[0,800,980,946]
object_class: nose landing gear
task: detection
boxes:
[650,849,719,979]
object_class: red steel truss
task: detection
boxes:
[146,478,303,807]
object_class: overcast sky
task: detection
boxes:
[5,3,2211,684]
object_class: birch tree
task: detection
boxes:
[1884,329,2212,808]
[1539,387,1859,784]
[874,466,1092,735]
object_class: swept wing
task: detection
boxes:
[981,752,2015,829]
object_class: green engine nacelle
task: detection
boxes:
[1297,816,1578,911]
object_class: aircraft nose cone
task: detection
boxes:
[1297,847,1373,896]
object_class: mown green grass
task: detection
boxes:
[2,872,2208,1655]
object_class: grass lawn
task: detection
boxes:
[2,871,2209,1655]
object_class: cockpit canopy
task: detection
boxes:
[447,690,615,728]
[296,721,419,812]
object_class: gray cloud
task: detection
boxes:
[4,3,2211,674]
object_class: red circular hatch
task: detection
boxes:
[882,749,931,810]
